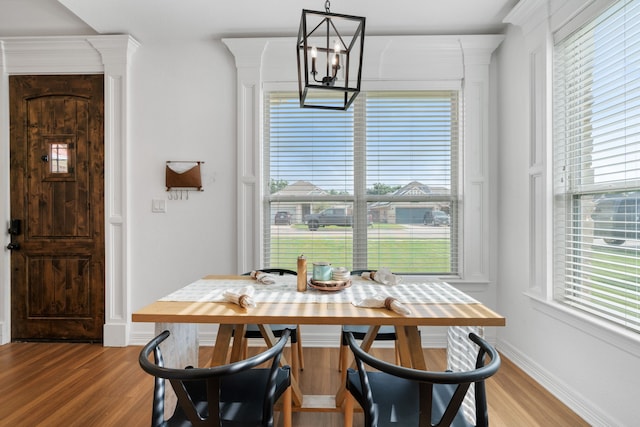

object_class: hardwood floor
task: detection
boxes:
[0,342,588,426]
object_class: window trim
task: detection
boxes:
[263,90,461,275]
[223,35,503,281]
[551,0,640,333]
[506,0,640,333]
[528,292,640,355]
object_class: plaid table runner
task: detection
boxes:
[159,276,478,305]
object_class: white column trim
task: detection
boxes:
[0,41,9,345]
[505,1,554,298]
[223,39,268,274]
[0,35,139,346]
[90,36,139,346]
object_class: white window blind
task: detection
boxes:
[553,0,640,332]
[264,91,459,275]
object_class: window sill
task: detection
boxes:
[525,292,640,357]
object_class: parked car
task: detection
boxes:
[304,208,352,231]
[591,193,640,245]
[424,210,450,226]
[274,211,292,225]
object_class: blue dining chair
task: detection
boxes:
[139,329,292,427]
[344,331,501,427]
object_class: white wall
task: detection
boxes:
[128,38,238,303]
[125,38,241,343]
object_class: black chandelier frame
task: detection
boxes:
[296,4,365,111]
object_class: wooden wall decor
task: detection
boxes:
[165,161,204,200]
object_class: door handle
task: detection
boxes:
[7,243,20,250]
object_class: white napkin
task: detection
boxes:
[250,270,277,285]
[352,293,412,316]
[222,285,257,308]
[361,267,401,286]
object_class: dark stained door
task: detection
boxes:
[9,75,105,341]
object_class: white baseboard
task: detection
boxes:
[0,322,7,345]
[103,322,129,347]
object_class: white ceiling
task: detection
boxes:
[54,0,519,42]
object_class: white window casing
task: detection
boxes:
[224,35,503,282]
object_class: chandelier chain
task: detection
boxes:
[325,0,330,13]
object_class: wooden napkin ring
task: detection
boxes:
[238,295,251,308]
[384,297,396,310]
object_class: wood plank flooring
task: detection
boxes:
[0,342,588,426]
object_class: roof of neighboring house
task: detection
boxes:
[273,180,327,197]
[394,181,432,196]
[273,180,450,199]
[368,181,452,210]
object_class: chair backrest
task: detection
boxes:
[241,268,297,276]
[139,328,291,426]
[345,331,500,427]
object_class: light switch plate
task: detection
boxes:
[152,198,167,213]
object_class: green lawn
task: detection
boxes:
[291,223,407,231]
[269,236,451,274]
[584,245,640,312]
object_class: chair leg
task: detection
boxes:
[242,336,248,360]
[395,341,400,365]
[343,391,354,427]
[282,386,292,427]
[339,343,349,387]
[296,325,304,371]
[291,341,300,381]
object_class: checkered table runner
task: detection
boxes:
[159,276,478,305]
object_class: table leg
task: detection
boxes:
[395,325,426,370]
[229,323,247,362]
[208,324,234,366]
[405,326,426,370]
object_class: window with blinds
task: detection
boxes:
[264,91,459,275]
[553,0,640,333]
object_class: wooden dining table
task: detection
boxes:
[132,274,505,414]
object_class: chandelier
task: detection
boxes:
[297,1,366,110]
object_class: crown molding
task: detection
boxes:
[0,35,138,74]
[503,0,548,36]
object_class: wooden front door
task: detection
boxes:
[9,75,105,341]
